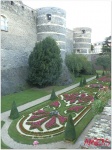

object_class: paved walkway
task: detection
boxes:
[2,76,105,149]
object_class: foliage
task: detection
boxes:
[109,82,111,90]
[92,100,104,115]
[64,114,76,141]
[50,89,57,100]
[65,53,96,77]
[94,93,98,100]
[28,37,62,87]
[91,44,94,51]
[96,73,99,79]
[102,36,111,55]
[95,55,111,71]
[9,101,19,119]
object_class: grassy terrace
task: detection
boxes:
[1,74,95,113]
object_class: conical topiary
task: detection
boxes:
[65,114,76,141]
[79,78,83,87]
[9,101,19,119]
[109,82,111,90]
[102,70,105,76]
[50,89,57,100]
[96,73,99,79]
[83,77,87,85]
[94,93,98,100]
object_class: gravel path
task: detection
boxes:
[2,76,108,149]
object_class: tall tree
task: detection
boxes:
[28,37,62,87]
[65,114,76,141]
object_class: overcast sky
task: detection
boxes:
[22,0,111,43]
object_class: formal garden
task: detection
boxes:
[1,36,111,148]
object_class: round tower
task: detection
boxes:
[73,27,92,54]
[36,7,66,59]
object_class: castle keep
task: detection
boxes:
[1,1,92,95]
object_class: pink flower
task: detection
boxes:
[50,101,60,108]
[58,115,67,124]
[45,116,58,129]
[67,105,84,113]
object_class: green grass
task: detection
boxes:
[1,74,95,113]
[1,121,11,149]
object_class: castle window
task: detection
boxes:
[46,14,51,21]
[1,15,8,31]
[82,29,85,34]
[22,6,24,10]
[77,49,80,53]
[11,1,14,5]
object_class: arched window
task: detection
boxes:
[1,15,8,31]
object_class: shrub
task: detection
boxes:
[92,100,105,115]
[96,73,99,79]
[79,78,83,87]
[83,77,87,85]
[102,70,105,76]
[28,37,62,87]
[65,114,76,141]
[9,101,19,119]
[50,89,57,100]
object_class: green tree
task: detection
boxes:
[28,37,62,87]
[102,70,105,76]
[9,101,19,119]
[65,114,76,141]
[50,89,57,100]
[95,55,111,73]
[102,36,111,55]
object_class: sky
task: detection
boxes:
[22,0,111,43]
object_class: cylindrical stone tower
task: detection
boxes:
[36,7,66,59]
[73,27,92,54]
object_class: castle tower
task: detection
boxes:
[36,7,66,59]
[73,27,92,54]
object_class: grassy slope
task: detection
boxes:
[1,74,94,113]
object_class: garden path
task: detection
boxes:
[2,76,110,149]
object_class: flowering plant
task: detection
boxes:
[98,76,111,82]
[67,105,84,113]
[90,84,103,88]
[50,101,60,108]
[58,115,67,125]
[45,116,59,130]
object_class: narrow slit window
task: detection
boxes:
[82,29,85,34]
[11,1,14,5]
[46,14,51,21]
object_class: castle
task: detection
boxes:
[1,1,94,95]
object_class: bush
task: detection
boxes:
[102,70,105,76]
[28,37,62,87]
[96,73,99,79]
[65,114,76,141]
[50,89,57,100]
[83,77,87,85]
[79,78,83,87]
[92,100,104,115]
[9,101,19,119]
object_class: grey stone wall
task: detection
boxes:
[1,1,37,95]
[66,28,73,53]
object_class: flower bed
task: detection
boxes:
[90,84,103,88]
[27,113,49,121]
[63,93,78,102]
[50,101,60,108]
[45,116,59,130]
[33,109,49,115]
[67,105,84,113]
[58,115,67,125]
[98,76,111,82]
[29,117,49,131]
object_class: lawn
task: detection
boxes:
[1,74,95,113]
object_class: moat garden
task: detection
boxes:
[1,70,111,149]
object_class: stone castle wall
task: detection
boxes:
[1,1,93,95]
[1,1,37,95]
